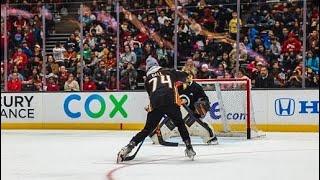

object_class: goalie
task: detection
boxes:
[149,70,218,145]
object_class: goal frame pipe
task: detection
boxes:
[246,79,251,139]
[194,78,252,139]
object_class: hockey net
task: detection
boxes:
[191,78,265,139]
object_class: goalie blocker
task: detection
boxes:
[150,70,218,145]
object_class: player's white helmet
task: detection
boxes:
[146,56,159,71]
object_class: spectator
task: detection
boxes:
[182,58,197,78]
[306,71,319,88]
[98,43,111,61]
[124,35,141,50]
[216,52,232,70]
[8,65,24,81]
[13,15,27,30]
[64,73,80,91]
[7,73,22,92]
[83,75,97,91]
[197,64,212,79]
[229,43,248,67]
[58,65,69,90]
[93,61,108,90]
[90,21,104,36]
[83,33,96,49]
[105,52,116,70]
[63,46,78,68]
[120,62,138,90]
[133,42,143,66]
[74,29,81,43]
[270,37,281,57]
[286,69,302,88]
[270,61,285,88]
[157,10,171,26]
[213,63,226,77]
[106,72,117,91]
[30,44,43,69]
[281,32,302,53]
[159,19,173,41]
[25,67,42,91]
[47,55,60,75]
[52,42,66,65]
[308,30,319,50]
[12,48,28,73]
[24,27,35,48]
[83,43,92,64]
[200,8,215,31]
[156,42,169,67]
[254,66,275,88]
[306,50,319,74]
[120,45,137,67]
[21,41,33,58]
[46,73,60,92]
[229,12,242,40]
[236,68,250,80]
[65,34,79,51]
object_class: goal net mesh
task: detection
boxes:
[188,79,265,139]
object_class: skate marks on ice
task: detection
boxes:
[105,147,318,180]
[2,131,318,180]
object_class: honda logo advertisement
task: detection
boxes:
[275,98,319,116]
[275,98,295,116]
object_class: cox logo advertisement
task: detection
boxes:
[209,102,246,121]
[274,98,319,116]
[63,94,128,119]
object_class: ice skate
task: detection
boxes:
[185,146,196,160]
[207,136,219,145]
[117,141,135,163]
[184,140,196,160]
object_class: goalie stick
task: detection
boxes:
[154,125,179,147]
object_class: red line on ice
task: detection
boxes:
[106,157,177,180]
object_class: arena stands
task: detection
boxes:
[1,0,318,92]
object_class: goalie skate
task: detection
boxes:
[207,136,219,145]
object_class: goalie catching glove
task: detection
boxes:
[194,98,210,118]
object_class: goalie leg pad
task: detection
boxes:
[185,115,217,144]
[149,116,179,144]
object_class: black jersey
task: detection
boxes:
[178,81,209,111]
[145,67,188,109]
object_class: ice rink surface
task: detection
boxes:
[1,130,319,180]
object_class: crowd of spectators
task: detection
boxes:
[1,0,319,92]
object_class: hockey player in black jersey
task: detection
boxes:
[149,70,218,145]
[117,56,196,163]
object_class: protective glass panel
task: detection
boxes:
[176,1,236,80]
[305,0,318,88]
[5,2,45,92]
[119,1,175,90]
[241,1,305,88]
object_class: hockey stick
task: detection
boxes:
[156,130,179,147]
[153,123,179,147]
[123,139,145,161]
